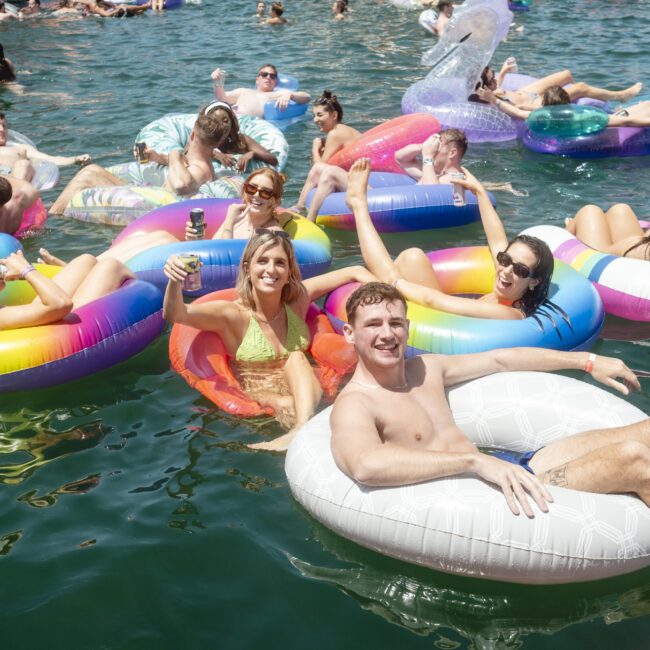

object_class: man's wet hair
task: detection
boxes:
[346,282,407,325]
[0,177,12,206]
[193,110,230,148]
[439,127,468,158]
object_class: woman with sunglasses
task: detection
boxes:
[347,158,554,320]
[163,230,375,451]
[289,90,361,219]
[39,168,288,266]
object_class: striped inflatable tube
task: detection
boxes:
[324,246,604,354]
[0,272,164,392]
[523,224,650,322]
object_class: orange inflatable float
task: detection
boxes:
[169,288,357,417]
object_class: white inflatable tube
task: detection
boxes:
[286,372,649,584]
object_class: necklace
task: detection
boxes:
[348,379,409,390]
[254,306,284,325]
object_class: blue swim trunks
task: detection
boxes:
[479,447,540,475]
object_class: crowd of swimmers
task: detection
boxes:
[0,1,649,513]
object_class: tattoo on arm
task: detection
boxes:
[545,465,568,487]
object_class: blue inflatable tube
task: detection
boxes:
[312,172,495,232]
[263,101,309,121]
[126,236,332,296]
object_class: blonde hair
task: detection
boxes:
[236,231,303,310]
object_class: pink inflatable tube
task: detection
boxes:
[328,114,441,173]
[13,198,48,240]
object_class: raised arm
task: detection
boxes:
[165,150,202,196]
[394,142,424,180]
[211,69,242,105]
[454,167,509,260]
[478,87,531,120]
[240,134,278,167]
[437,347,641,395]
[0,252,72,330]
[302,265,376,303]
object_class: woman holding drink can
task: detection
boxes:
[346,158,556,321]
[163,229,375,452]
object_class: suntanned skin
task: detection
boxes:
[330,167,648,518]
[211,65,311,119]
[49,129,217,215]
[0,116,90,183]
[0,175,39,234]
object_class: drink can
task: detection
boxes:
[135,142,148,164]
[0,263,6,280]
[178,253,202,292]
[450,172,466,207]
[189,208,205,239]
[506,56,518,73]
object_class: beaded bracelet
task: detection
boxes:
[584,352,596,374]
[21,265,36,279]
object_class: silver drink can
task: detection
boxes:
[0,263,6,280]
[450,172,466,207]
[178,253,202,292]
[506,56,518,73]
[189,208,205,239]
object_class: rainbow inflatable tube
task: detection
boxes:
[311,172,494,232]
[522,224,650,322]
[325,246,604,354]
[523,124,650,158]
[118,200,332,295]
[169,288,357,417]
[328,114,440,173]
[0,273,164,392]
[287,373,649,584]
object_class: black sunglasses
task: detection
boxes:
[243,182,275,200]
[255,228,290,239]
[496,251,534,279]
[258,71,277,80]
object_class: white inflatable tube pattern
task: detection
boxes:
[286,372,649,584]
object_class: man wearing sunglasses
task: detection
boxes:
[211,64,311,119]
[331,282,648,519]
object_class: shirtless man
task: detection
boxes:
[49,109,228,215]
[0,176,40,234]
[0,1,19,21]
[394,127,466,185]
[432,0,453,35]
[0,113,91,183]
[211,64,311,119]
[330,165,648,518]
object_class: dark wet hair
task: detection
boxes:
[202,101,246,154]
[0,177,12,206]
[193,109,230,148]
[438,1,452,10]
[346,282,407,326]
[270,2,283,16]
[314,90,344,122]
[623,235,650,259]
[542,85,571,106]
[506,235,554,316]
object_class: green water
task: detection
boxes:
[2,1,650,647]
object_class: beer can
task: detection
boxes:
[178,253,202,292]
[450,172,466,207]
[189,208,205,239]
[135,142,148,164]
[0,263,6,281]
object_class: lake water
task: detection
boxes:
[2,0,649,648]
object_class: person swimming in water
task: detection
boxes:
[266,1,287,24]
[162,230,375,451]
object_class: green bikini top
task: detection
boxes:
[235,304,310,363]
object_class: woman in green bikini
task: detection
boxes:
[163,229,375,451]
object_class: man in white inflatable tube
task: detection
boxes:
[331,163,649,518]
